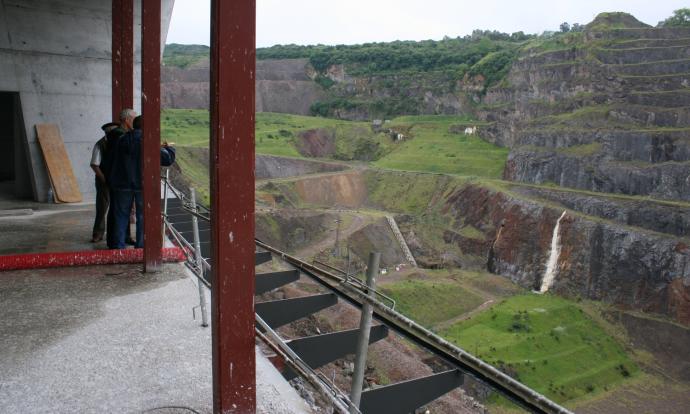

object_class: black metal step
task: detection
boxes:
[360,369,464,414]
[256,293,338,329]
[256,270,300,295]
[283,325,389,381]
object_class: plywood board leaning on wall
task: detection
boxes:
[35,124,82,203]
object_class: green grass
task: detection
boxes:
[163,110,509,178]
[162,109,378,158]
[381,278,484,327]
[443,294,638,403]
[161,109,210,146]
[255,112,367,157]
[163,43,209,68]
[365,170,454,214]
[374,116,509,178]
[520,32,584,54]
[172,146,210,204]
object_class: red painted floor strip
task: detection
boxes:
[0,247,185,271]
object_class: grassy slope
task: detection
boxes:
[173,146,210,204]
[162,110,509,179]
[381,278,484,327]
[365,170,454,214]
[161,109,209,147]
[374,115,508,178]
[443,294,638,404]
[376,270,644,407]
[256,112,371,158]
[162,109,376,158]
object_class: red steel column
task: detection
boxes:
[210,0,257,412]
[141,0,162,272]
[111,0,121,121]
[121,0,134,110]
[111,0,134,121]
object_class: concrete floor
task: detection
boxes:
[0,263,312,414]
[0,199,102,254]
[0,181,178,255]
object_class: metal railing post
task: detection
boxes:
[350,252,380,412]
[162,168,170,239]
[190,187,209,327]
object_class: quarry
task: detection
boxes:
[160,11,690,414]
[1,3,689,414]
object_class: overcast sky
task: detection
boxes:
[167,0,688,47]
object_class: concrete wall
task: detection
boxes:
[0,0,174,201]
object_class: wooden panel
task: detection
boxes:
[35,124,82,203]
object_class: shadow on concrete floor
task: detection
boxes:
[0,201,109,255]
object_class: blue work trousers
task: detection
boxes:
[111,189,144,249]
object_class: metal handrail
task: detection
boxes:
[312,260,397,310]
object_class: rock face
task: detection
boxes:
[504,150,690,201]
[441,184,690,326]
[255,211,335,253]
[321,69,468,119]
[479,17,690,201]
[161,63,210,109]
[513,186,690,237]
[255,59,326,114]
[295,129,336,158]
[606,311,690,382]
[270,170,690,325]
[292,171,368,208]
[349,218,407,268]
[162,58,325,115]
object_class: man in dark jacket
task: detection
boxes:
[110,115,176,249]
[102,109,136,248]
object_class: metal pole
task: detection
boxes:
[190,187,209,328]
[350,252,380,412]
[334,216,342,257]
[346,244,351,282]
[162,169,169,240]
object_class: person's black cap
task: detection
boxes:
[101,122,119,132]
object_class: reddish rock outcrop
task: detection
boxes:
[442,184,690,325]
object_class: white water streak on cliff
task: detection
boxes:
[540,211,567,293]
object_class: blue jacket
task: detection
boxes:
[107,129,176,191]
